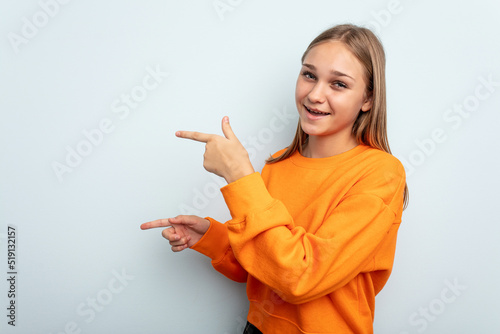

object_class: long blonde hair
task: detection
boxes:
[267,24,408,209]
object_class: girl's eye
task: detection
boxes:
[302,71,316,80]
[332,81,347,89]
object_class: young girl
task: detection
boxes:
[141,24,408,334]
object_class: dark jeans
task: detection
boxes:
[243,321,263,334]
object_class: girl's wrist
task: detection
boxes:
[224,165,255,184]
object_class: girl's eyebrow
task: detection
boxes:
[302,63,355,81]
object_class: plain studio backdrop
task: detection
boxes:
[1,0,499,333]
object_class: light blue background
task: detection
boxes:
[1,0,499,333]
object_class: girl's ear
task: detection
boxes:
[361,92,373,112]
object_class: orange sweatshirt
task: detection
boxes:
[191,144,406,333]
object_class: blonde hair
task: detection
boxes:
[267,23,408,209]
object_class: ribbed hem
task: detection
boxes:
[290,144,369,169]
[220,172,275,219]
[247,301,305,334]
[190,217,229,261]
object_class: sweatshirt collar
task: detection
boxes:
[290,144,370,169]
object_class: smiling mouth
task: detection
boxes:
[305,105,331,116]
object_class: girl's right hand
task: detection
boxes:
[140,215,211,252]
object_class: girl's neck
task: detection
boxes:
[302,135,358,158]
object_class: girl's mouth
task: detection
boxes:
[305,105,331,116]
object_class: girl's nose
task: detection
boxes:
[307,83,326,104]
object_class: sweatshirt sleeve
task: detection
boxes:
[222,170,405,304]
[190,217,248,283]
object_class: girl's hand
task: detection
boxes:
[140,215,211,252]
[176,116,254,184]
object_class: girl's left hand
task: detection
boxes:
[176,116,255,184]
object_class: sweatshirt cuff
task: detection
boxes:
[220,172,275,219]
[190,217,229,260]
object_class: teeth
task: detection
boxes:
[306,106,330,115]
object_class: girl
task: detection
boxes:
[141,24,408,334]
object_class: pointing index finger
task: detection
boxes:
[175,131,214,143]
[140,218,173,230]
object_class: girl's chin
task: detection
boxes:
[299,120,323,136]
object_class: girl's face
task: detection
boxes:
[295,41,373,150]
